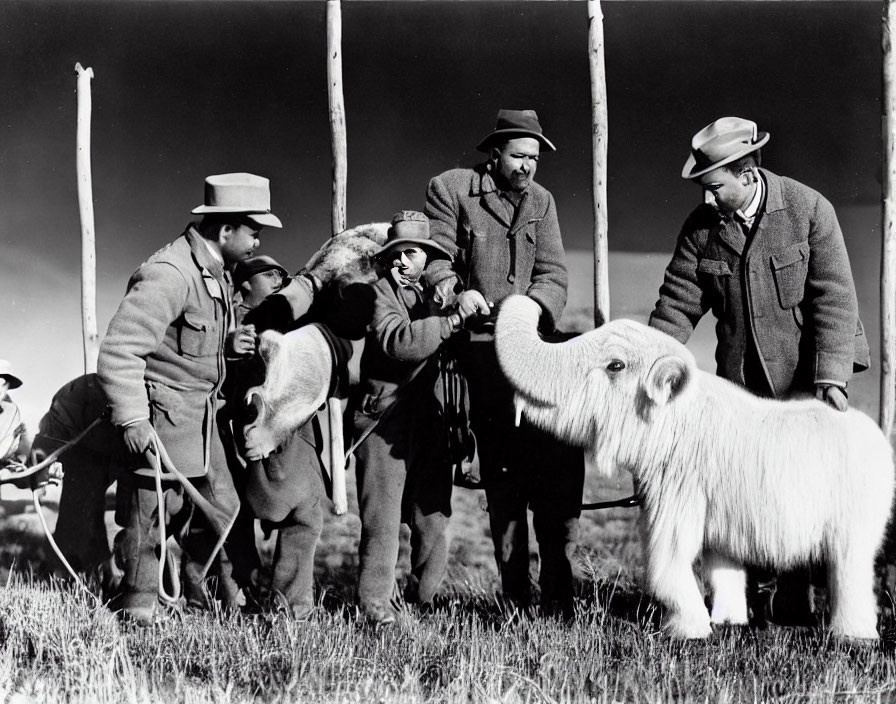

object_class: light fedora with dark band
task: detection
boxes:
[682,117,769,180]
[376,210,452,260]
[192,172,283,228]
[476,109,556,153]
[0,360,22,390]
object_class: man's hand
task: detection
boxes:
[816,384,848,412]
[122,419,155,455]
[227,324,257,357]
[456,290,492,321]
[430,274,461,311]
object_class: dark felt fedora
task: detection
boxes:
[682,117,770,179]
[376,211,452,260]
[476,109,556,153]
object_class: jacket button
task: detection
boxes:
[507,273,516,283]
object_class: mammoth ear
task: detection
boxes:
[644,355,691,406]
[244,389,267,424]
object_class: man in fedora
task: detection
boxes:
[649,116,869,627]
[350,210,461,625]
[97,172,282,624]
[423,110,585,618]
[0,360,27,466]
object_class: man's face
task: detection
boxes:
[695,166,755,217]
[494,137,541,192]
[220,223,262,265]
[389,246,428,286]
[243,268,285,306]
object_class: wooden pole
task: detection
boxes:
[882,2,896,437]
[75,63,99,374]
[588,0,610,327]
[327,0,347,236]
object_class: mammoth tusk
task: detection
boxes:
[514,395,523,428]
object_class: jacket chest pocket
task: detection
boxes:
[770,242,809,310]
[177,310,218,359]
[696,257,733,313]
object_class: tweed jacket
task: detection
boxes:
[353,274,455,412]
[424,165,568,331]
[97,227,233,477]
[649,169,869,397]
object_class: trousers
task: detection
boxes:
[113,426,240,612]
[244,419,326,618]
[353,384,452,613]
[457,339,584,615]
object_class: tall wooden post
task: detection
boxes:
[75,63,99,373]
[327,0,347,236]
[883,2,896,437]
[588,0,610,327]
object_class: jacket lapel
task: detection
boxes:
[471,169,512,228]
[716,219,746,256]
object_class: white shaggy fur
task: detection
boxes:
[495,295,895,640]
[303,222,389,287]
[242,223,389,460]
[242,326,333,461]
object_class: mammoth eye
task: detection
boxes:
[606,359,626,373]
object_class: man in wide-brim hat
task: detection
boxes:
[421,110,585,619]
[649,116,869,628]
[97,172,282,625]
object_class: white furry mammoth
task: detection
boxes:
[495,294,895,640]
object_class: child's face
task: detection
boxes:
[244,268,285,304]
[389,246,428,286]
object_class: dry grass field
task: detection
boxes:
[0,464,895,703]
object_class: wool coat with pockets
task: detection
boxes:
[98,227,233,478]
[650,169,869,397]
[424,164,568,332]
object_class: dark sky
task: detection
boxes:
[0,0,882,270]
[0,0,885,423]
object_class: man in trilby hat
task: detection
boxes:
[97,172,282,624]
[0,360,26,465]
[649,117,869,627]
[350,210,461,625]
[423,110,585,618]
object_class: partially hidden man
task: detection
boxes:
[97,172,282,624]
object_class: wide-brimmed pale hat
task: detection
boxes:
[476,109,556,153]
[233,255,290,289]
[682,117,770,179]
[0,360,22,389]
[192,172,283,228]
[375,211,452,260]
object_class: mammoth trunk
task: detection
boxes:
[495,295,567,409]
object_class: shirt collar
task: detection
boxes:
[735,175,764,226]
[195,228,224,266]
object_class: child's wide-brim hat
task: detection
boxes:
[476,108,556,153]
[375,211,452,260]
[192,172,283,228]
[682,116,769,179]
